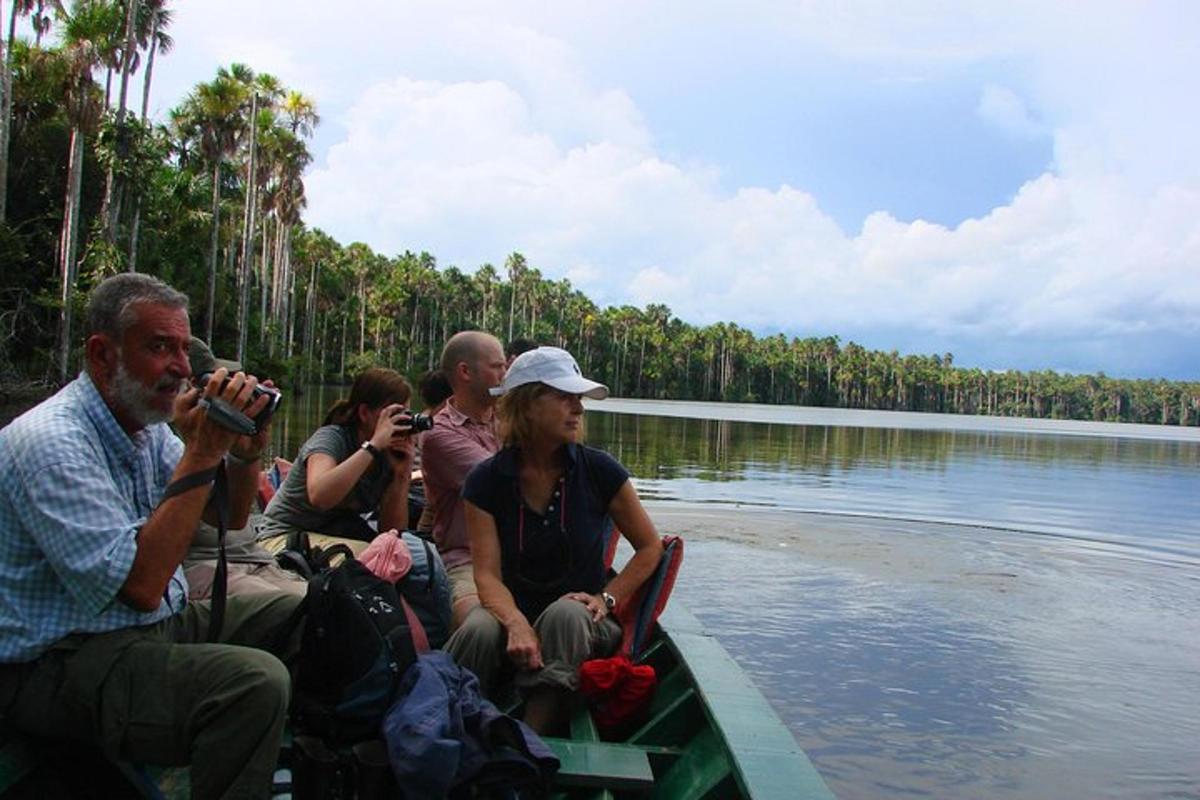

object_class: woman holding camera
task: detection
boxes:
[446,347,663,735]
[259,368,415,545]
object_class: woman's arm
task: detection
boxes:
[467,500,544,670]
[376,436,414,532]
[603,480,664,608]
[305,404,407,510]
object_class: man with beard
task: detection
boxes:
[0,273,298,800]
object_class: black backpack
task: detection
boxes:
[282,558,418,746]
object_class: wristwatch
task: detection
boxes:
[360,441,382,458]
[601,591,617,611]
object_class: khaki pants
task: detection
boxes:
[446,597,621,699]
[257,532,369,563]
[185,560,308,600]
[0,592,301,800]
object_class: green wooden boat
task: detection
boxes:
[544,603,834,799]
[0,603,834,799]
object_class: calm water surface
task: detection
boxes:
[275,392,1200,799]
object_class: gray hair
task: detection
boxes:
[85,273,189,339]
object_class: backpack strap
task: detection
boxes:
[310,543,357,572]
[287,529,312,561]
[206,462,230,643]
[276,548,314,580]
[416,537,436,593]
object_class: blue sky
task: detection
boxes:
[137,1,1199,380]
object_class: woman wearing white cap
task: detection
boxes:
[445,347,663,735]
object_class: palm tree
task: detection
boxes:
[171,70,247,342]
[125,0,171,270]
[55,0,107,382]
[281,88,318,137]
[234,89,258,362]
[504,251,527,343]
[1,0,59,223]
[267,129,309,357]
[99,0,139,243]
[135,0,168,118]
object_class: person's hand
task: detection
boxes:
[369,403,409,451]
[229,377,275,463]
[175,368,267,460]
[506,620,544,671]
[386,431,415,475]
[565,591,610,622]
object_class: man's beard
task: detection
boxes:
[111,359,181,428]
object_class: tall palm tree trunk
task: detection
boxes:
[127,12,163,271]
[339,313,347,382]
[235,92,258,363]
[258,214,270,344]
[100,0,139,244]
[0,0,21,223]
[284,228,296,357]
[205,161,221,343]
[57,126,86,383]
[357,276,366,355]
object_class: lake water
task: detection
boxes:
[588,401,1200,800]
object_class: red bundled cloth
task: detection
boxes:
[578,654,657,738]
[578,535,683,738]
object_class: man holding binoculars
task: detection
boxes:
[0,273,299,800]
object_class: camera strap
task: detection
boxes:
[160,461,230,642]
[207,460,230,643]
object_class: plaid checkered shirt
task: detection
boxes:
[0,373,188,662]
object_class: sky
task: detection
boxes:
[139,1,1199,380]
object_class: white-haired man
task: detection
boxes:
[0,273,297,800]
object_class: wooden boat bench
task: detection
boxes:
[542,699,657,798]
[546,739,655,792]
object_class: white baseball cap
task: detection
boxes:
[490,346,609,399]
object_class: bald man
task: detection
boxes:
[421,332,506,627]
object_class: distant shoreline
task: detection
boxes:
[588,396,1200,442]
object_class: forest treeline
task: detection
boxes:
[1,1,1197,426]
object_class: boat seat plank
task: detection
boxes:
[545,740,655,790]
[570,702,602,742]
[550,791,615,800]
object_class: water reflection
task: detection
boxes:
[586,411,1200,559]
[674,536,1200,800]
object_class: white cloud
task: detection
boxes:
[977,85,1044,139]
[150,1,1200,376]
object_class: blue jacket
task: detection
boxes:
[383,651,559,799]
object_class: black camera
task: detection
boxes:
[400,412,434,433]
[197,372,283,435]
